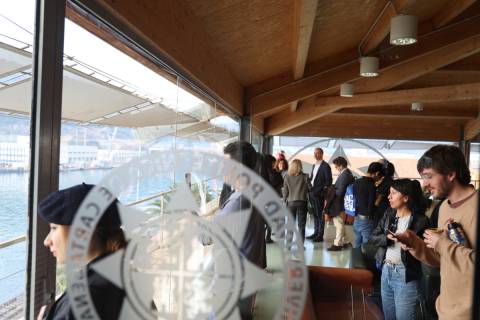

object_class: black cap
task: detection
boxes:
[38,183,121,227]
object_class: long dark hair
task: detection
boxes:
[92,226,127,253]
[391,178,427,216]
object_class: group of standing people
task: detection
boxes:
[35,141,477,320]
[273,144,477,320]
[322,145,477,320]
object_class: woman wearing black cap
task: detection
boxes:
[37,183,126,320]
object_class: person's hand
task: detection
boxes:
[395,229,417,250]
[424,229,446,249]
[37,305,46,320]
[387,233,397,242]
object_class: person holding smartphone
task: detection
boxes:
[369,179,429,320]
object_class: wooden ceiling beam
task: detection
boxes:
[316,82,480,109]
[336,108,477,120]
[465,116,480,140]
[77,0,244,115]
[250,16,480,117]
[433,0,477,28]
[251,61,360,117]
[291,0,319,112]
[292,0,319,80]
[354,34,480,93]
[265,82,480,135]
[395,70,480,89]
[283,114,462,141]
[360,0,415,54]
[265,97,337,135]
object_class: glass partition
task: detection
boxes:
[0,0,34,317]
[273,136,457,180]
[55,11,241,298]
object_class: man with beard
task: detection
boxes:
[396,145,477,320]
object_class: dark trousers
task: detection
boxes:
[288,201,308,242]
[308,192,325,238]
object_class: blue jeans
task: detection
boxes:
[353,217,373,248]
[381,264,419,320]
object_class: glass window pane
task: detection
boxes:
[0,0,34,316]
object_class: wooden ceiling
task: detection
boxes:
[76,0,480,141]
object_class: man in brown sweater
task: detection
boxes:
[398,145,477,320]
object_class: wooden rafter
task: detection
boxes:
[266,82,480,135]
[395,70,480,89]
[353,34,480,93]
[337,106,477,120]
[292,0,319,80]
[250,16,480,117]
[315,82,480,109]
[433,0,477,28]
[283,114,464,141]
[360,0,415,54]
[290,0,319,112]
[83,0,244,115]
[465,116,480,140]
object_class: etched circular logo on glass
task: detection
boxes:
[65,150,307,319]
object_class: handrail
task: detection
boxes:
[0,235,26,250]
[126,188,174,207]
[127,177,220,207]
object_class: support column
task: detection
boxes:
[26,0,65,318]
[262,135,273,155]
[240,116,251,142]
[459,128,471,166]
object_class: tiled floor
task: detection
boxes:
[254,220,355,319]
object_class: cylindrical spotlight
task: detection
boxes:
[411,102,424,111]
[340,83,354,97]
[360,56,379,77]
[390,15,418,45]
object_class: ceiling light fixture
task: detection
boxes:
[390,15,418,45]
[411,102,424,111]
[360,56,379,77]
[340,83,354,97]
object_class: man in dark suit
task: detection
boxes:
[307,147,332,242]
[327,156,354,251]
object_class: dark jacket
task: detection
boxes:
[369,208,429,282]
[353,176,376,217]
[268,169,284,196]
[44,255,125,320]
[218,191,267,269]
[219,184,233,208]
[328,169,354,217]
[309,161,332,197]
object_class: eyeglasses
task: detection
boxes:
[389,216,399,234]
